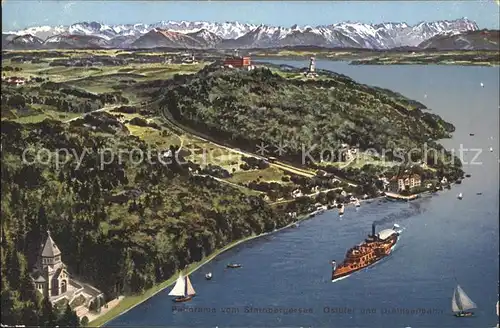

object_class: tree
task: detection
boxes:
[58,304,80,327]
[7,250,22,291]
[38,206,48,233]
[7,94,26,109]
[19,271,37,303]
[94,296,101,313]
[19,270,40,325]
[1,274,15,325]
[21,302,39,327]
[80,316,89,327]
[41,297,57,328]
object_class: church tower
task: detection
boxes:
[40,230,62,269]
[37,231,66,297]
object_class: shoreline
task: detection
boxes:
[90,212,315,327]
[252,55,499,67]
[91,191,431,327]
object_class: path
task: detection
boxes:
[161,106,357,185]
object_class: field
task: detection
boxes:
[1,49,320,200]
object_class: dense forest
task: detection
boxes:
[159,66,458,169]
[0,118,291,325]
[1,81,129,120]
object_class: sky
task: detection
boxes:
[2,0,500,31]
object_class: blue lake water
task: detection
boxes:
[106,61,499,328]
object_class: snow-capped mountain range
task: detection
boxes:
[2,18,480,50]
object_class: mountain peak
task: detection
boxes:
[3,18,481,50]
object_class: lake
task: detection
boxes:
[105,60,499,328]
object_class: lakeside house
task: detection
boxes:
[31,231,104,314]
[389,174,422,193]
[379,176,390,190]
[340,143,358,162]
[291,189,303,198]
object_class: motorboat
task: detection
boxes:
[227,263,242,269]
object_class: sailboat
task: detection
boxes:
[452,285,477,317]
[354,199,361,208]
[169,272,196,302]
[457,193,463,200]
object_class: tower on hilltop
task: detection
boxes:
[309,56,316,73]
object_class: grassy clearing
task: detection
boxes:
[181,135,243,172]
[127,124,182,149]
[3,104,82,124]
[348,153,399,168]
[109,112,182,149]
[227,166,287,184]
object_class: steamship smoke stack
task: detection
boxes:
[372,223,376,237]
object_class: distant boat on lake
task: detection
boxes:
[227,263,242,269]
[457,193,463,200]
[169,272,196,302]
[205,272,212,280]
[452,284,477,317]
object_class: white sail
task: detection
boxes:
[185,275,196,296]
[168,274,186,296]
[452,288,460,312]
[453,285,477,312]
